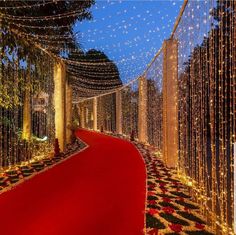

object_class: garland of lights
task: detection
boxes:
[175,1,235,233]
[0,42,55,168]
[0,1,60,10]
[1,1,121,97]
[0,0,94,168]
[68,66,119,75]
[69,73,121,82]
[78,1,236,235]
[1,10,87,21]
[1,0,179,87]
[0,1,235,234]
[7,21,72,30]
[69,76,121,87]
[12,31,74,40]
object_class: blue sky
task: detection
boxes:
[74,0,183,83]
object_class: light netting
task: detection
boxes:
[175,0,236,232]
[97,93,116,132]
[146,51,163,149]
[121,80,139,138]
[76,0,235,233]
[0,47,55,168]
[79,99,93,130]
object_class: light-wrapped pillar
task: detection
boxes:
[54,61,66,151]
[138,76,147,143]
[22,89,31,140]
[93,97,98,131]
[22,65,31,140]
[116,90,122,134]
[65,80,72,144]
[162,39,178,168]
[80,105,85,128]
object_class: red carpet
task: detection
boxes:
[0,129,146,235]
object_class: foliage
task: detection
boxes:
[0,1,95,108]
[0,1,94,54]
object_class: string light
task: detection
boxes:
[0,0,94,170]
[78,1,236,234]
[1,10,87,21]
[0,1,235,234]
[0,1,60,10]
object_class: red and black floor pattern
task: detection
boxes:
[134,142,214,235]
[0,130,146,235]
[0,130,215,235]
[0,139,86,193]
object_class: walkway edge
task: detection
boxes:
[0,137,89,196]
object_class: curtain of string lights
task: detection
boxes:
[120,80,139,139]
[0,44,55,167]
[78,0,235,233]
[0,0,235,233]
[0,1,95,166]
[146,51,163,149]
[176,0,235,233]
[97,94,116,132]
[81,99,93,130]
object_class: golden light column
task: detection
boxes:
[22,64,31,140]
[162,39,178,168]
[93,97,98,131]
[80,105,85,128]
[54,61,66,151]
[65,80,73,144]
[138,76,148,143]
[116,90,122,134]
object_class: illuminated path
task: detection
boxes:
[0,129,146,235]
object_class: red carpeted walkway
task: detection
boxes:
[0,129,146,235]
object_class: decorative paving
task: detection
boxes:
[1,129,215,234]
[0,138,87,193]
[134,142,214,235]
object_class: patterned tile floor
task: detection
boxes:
[1,130,215,234]
[134,142,214,235]
[0,138,87,193]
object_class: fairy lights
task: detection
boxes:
[176,0,235,233]
[78,1,236,234]
[0,1,94,167]
[0,0,183,98]
[234,143,236,234]
[1,10,88,21]
[76,0,182,84]
[0,0,235,234]
[0,1,60,10]
[0,42,55,167]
